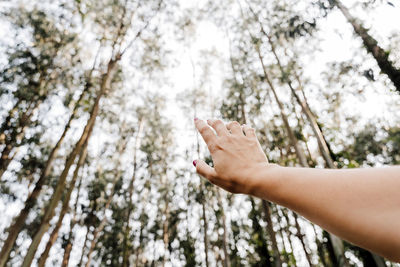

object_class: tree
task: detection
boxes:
[0,8,77,180]
[318,0,400,93]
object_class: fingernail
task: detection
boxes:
[193,160,197,167]
[194,118,198,121]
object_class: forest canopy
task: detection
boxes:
[0,0,399,266]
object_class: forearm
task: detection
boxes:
[253,165,400,261]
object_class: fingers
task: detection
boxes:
[195,118,217,148]
[207,119,229,136]
[242,124,256,138]
[195,159,217,181]
[194,160,234,190]
[226,121,243,135]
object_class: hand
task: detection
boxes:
[194,118,275,194]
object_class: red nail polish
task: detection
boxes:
[193,160,197,167]
[194,118,198,121]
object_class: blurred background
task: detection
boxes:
[0,0,399,266]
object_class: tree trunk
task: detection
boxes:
[261,200,282,267]
[61,174,84,267]
[255,47,309,167]
[259,13,388,264]
[249,197,273,267]
[276,206,297,266]
[292,212,315,267]
[216,189,231,267]
[122,119,144,267]
[84,129,129,267]
[84,183,117,267]
[263,32,336,168]
[201,188,210,267]
[334,0,400,93]
[0,61,98,266]
[37,143,88,267]
[253,30,354,267]
[20,58,119,267]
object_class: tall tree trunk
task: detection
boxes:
[266,37,335,168]
[249,197,273,267]
[292,212,315,267]
[254,31,353,267]
[255,47,308,167]
[227,45,276,267]
[277,203,296,265]
[261,200,283,267]
[262,18,387,265]
[311,224,328,267]
[122,118,144,267]
[84,177,119,267]
[262,11,387,263]
[200,189,210,267]
[276,225,290,265]
[61,173,84,267]
[334,0,400,93]
[84,129,129,267]
[216,189,231,267]
[37,142,88,267]
[20,57,119,267]
[0,59,98,266]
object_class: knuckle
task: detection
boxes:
[215,120,224,128]
[231,121,240,127]
[199,125,209,134]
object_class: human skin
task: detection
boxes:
[193,118,400,262]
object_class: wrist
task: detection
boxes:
[247,163,284,201]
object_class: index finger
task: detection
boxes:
[195,118,217,147]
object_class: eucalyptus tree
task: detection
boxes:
[0,7,77,180]
[0,0,166,265]
[317,0,400,93]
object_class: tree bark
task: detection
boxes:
[201,188,210,267]
[0,61,98,266]
[61,174,84,267]
[255,47,309,167]
[261,201,282,267]
[122,118,144,267]
[334,0,400,93]
[216,189,231,267]
[252,28,353,267]
[84,131,129,267]
[20,57,119,267]
[37,143,88,267]
[249,197,273,267]
[292,212,315,267]
[258,11,388,264]
[84,174,121,267]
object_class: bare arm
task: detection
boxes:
[194,118,400,262]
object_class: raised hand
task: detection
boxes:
[193,118,276,195]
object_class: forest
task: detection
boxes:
[0,0,399,266]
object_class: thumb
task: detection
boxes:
[194,159,217,181]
